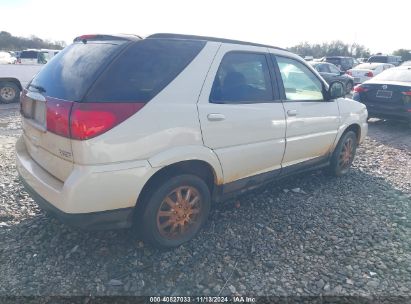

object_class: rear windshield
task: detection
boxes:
[326,58,341,65]
[29,41,127,101]
[373,68,411,82]
[368,56,388,63]
[85,39,206,102]
[355,63,381,70]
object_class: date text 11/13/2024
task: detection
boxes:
[149,296,257,303]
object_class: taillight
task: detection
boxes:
[70,103,145,140]
[401,91,411,96]
[354,85,368,93]
[46,99,73,137]
[365,71,373,77]
[346,70,352,76]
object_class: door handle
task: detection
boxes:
[287,109,298,117]
[207,113,225,121]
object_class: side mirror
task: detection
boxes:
[328,82,345,99]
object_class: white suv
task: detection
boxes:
[16,33,368,248]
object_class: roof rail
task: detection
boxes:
[73,34,142,43]
[146,33,286,51]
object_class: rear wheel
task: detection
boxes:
[329,131,358,176]
[0,82,20,104]
[140,174,211,248]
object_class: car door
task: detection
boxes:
[270,54,340,172]
[197,45,286,185]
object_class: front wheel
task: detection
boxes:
[329,131,358,176]
[140,174,211,248]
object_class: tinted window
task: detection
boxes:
[368,56,388,63]
[276,56,323,101]
[86,39,205,102]
[326,58,341,65]
[210,52,273,103]
[20,51,38,59]
[30,41,125,101]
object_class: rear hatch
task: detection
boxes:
[20,36,132,181]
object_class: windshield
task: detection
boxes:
[372,68,411,82]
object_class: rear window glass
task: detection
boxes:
[30,41,126,101]
[356,63,381,70]
[326,58,341,65]
[368,56,388,63]
[373,68,411,82]
[85,39,206,102]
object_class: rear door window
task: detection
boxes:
[328,64,341,74]
[85,39,206,102]
[210,52,274,103]
[317,64,330,73]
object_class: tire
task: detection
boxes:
[0,81,20,104]
[329,131,358,176]
[345,81,353,94]
[140,174,211,248]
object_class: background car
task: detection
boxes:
[0,51,17,64]
[322,56,356,71]
[347,62,394,84]
[353,66,411,126]
[367,55,402,66]
[400,61,411,66]
[310,61,354,93]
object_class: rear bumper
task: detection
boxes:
[16,136,155,230]
[20,177,134,230]
[367,108,411,122]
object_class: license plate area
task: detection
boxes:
[376,90,392,99]
[21,91,47,130]
[354,77,361,83]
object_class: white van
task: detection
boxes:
[17,49,60,65]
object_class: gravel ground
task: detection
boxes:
[0,104,410,299]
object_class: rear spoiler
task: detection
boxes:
[73,34,142,43]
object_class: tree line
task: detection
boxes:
[0,31,66,51]
[287,40,411,61]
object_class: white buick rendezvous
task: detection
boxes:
[16,33,368,248]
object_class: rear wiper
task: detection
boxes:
[28,84,46,93]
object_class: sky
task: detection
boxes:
[0,0,410,54]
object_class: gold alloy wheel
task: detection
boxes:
[156,186,201,239]
[339,137,354,169]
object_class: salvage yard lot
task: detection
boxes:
[0,103,410,297]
